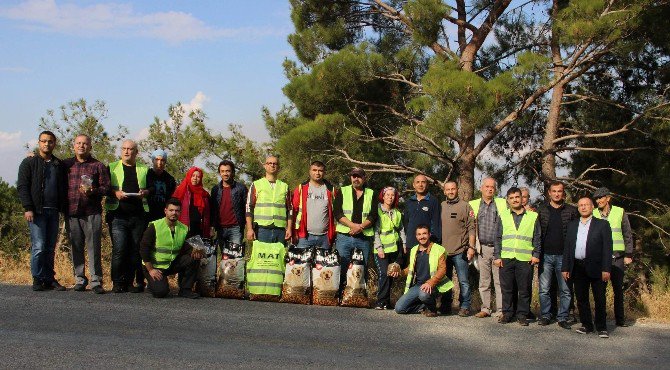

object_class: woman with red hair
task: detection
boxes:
[373,186,406,310]
[172,167,211,238]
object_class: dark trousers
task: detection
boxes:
[143,254,199,298]
[109,212,147,287]
[573,260,607,331]
[500,258,533,319]
[374,252,398,307]
[610,257,626,324]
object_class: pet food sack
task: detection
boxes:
[280,246,313,305]
[247,240,286,302]
[312,249,340,306]
[188,236,216,298]
[341,248,369,308]
[216,241,246,299]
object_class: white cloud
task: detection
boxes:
[181,91,209,114]
[0,131,23,149]
[0,0,287,43]
[134,127,150,141]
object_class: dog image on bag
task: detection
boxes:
[312,249,340,306]
[280,246,313,304]
[341,248,369,308]
[216,242,246,299]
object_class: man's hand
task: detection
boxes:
[420,282,433,294]
[284,228,292,241]
[562,271,570,281]
[530,257,540,266]
[466,248,475,261]
[494,259,503,268]
[348,224,363,235]
[115,190,127,200]
[138,189,149,199]
[24,211,34,222]
[191,249,204,260]
[246,228,256,242]
[624,257,633,265]
[377,249,385,259]
[148,268,163,281]
[602,271,611,282]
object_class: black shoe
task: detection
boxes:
[558,321,571,330]
[32,278,44,291]
[92,285,105,294]
[73,283,86,292]
[518,318,529,326]
[598,330,610,338]
[575,326,593,334]
[616,322,629,327]
[374,303,385,310]
[129,285,145,293]
[527,312,536,320]
[178,290,200,299]
[499,315,513,324]
[44,280,66,291]
[538,317,551,326]
[112,284,126,293]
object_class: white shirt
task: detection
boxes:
[575,217,592,260]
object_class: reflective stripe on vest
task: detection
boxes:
[469,197,507,218]
[104,160,149,212]
[593,206,625,252]
[335,186,374,236]
[145,218,188,269]
[404,243,454,294]
[246,240,286,295]
[500,210,538,262]
[253,178,289,228]
[377,206,401,253]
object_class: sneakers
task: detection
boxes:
[73,283,86,292]
[44,280,66,291]
[538,317,551,326]
[458,308,470,317]
[474,311,490,318]
[374,303,385,310]
[178,289,200,299]
[598,331,610,338]
[558,321,571,330]
[517,318,529,326]
[32,278,44,291]
[575,327,594,334]
[92,285,105,294]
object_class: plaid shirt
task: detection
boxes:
[63,156,110,216]
[477,199,502,248]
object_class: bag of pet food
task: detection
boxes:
[312,249,340,306]
[247,240,286,302]
[188,236,216,298]
[216,241,246,299]
[280,246,313,304]
[341,248,369,308]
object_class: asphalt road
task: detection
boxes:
[0,283,668,369]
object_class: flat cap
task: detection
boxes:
[592,187,610,199]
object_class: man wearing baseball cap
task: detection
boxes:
[592,187,634,327]
[146,149,177,222]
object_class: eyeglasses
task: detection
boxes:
[351,174,362,179]
[265,162,278,166]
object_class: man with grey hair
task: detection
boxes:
[470,177,507,318]
[520,187,536,212]
[106,139,150,293]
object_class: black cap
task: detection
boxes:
[349,167,366,177]
[592,187,610,199]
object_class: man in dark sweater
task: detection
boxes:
[146,149,176,222]
[403,175,441,253]
[537,181,579,328]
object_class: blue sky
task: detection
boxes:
[0,0,295,183]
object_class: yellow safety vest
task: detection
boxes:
[500,210,538,262]
[105,160,149,212]
[593,206,625,252]
[335,186,374,236]
[405,243,454,293]
[469,197,507,218]
[253,178,289,228]
[246,240,286,295]
[145,218,188,269]
[377,207,401,253]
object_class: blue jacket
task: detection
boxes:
[210,180,248,228]
[403,193,441,249]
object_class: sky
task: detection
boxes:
[0,0,295,184]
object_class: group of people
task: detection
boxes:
[17,130,633,339]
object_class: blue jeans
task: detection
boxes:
[441,251,471,312]
[29,208,60,283]
[108,213,146,286]
[395,285,438,314]
[297,234,330,250]
[212,226,243,283]
[335,233,371,287]
[540,254,571,322]
[257,226,285,244]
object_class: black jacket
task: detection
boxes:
[17,154,66,213]
[210,180,248,228]
[562,217,613,279]
[537,201,579,241]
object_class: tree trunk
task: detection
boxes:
[458,145,476,201]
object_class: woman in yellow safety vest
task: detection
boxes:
[373,186,406,310]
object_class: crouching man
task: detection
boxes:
[395,224,453,317]
[140,198,203,298]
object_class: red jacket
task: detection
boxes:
[291,180,336,245]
